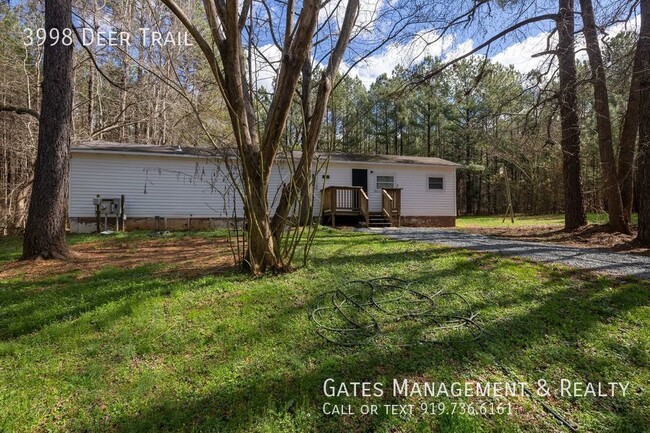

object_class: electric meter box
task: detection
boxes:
[99,198,121,217]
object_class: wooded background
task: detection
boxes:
[0,0,643,234]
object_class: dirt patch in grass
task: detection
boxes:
[0,236,236,281]
[458,224,650,255]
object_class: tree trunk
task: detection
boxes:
[618,29,645,218]
[271,0,360,237]
[636,0,650,245]
[579,0,629,233]
[87,65,94,136]
[298,58,313,226]
[22,0,73,260]
[557,0,587,231]
[160,0,357,273]
[243,169,281,273]
[426,102,432,157]
[120,61,127,141]
[87,4,97,138]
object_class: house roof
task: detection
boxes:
[323,152,460,167]
[72,141,461,167]
[73,141,216,157]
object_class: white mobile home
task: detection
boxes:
[69,142,460,233]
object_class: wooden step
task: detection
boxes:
[365,211,392,227]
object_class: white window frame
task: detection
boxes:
[375,174,396,191]
[427,176,444,190]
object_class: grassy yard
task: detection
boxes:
[0,229,648,432]
[457,213,639,228]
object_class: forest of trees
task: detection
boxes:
[1,0,230,235]
[1,0,648,255]
[290,34,641,219]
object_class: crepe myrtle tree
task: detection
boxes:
[157,0,360,274]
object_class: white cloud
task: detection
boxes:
[347,29,457,87]
[607,14,641,35]
[444,38,474,62]
[491,14,640,74]
[252,44,282,91]
[491,32,555,74]
[253,0,384,91]
[319,0,384,37]
[254,14,641,92]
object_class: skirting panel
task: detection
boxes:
[69,217,242,233]
[400,216,456,227]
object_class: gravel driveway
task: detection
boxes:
[359,227,650,280]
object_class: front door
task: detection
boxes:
[352,169,368,192]
[351,169,368,210]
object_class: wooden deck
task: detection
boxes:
[322,186,401,227]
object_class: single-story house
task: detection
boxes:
[69,141,460,233]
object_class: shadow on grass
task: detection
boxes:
[0,236,23,262]
[0,265,186,340]
[1,233,647,432]
[102,253,648,433]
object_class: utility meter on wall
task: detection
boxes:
[99,198,121,217]
[93,196,124,232]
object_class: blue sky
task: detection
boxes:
[247,0,640,88]
[8,0,641,88]
[332,0,639,86]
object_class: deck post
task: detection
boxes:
[331,188,336,227]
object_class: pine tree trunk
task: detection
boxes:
[579,0,629,233]
[87,64,94,136]
[22,0,72,260]
[618,40,643,218]
[557,0,587,231]
[636,0,650,245]
[426,103,432,157]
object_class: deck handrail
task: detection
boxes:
[359,189,369,226]
[381,188,402,227]
[381,190,393,225]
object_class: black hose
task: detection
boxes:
[309,277,482,346]
[310,276,579,432]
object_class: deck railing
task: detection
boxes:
[359,189,369,226]
[381,188,402,227]
[322,186,369,226]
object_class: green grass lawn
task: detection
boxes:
[457,213,639,228]
[0,230,648,432]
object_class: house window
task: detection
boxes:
[376,175,395,190]
[428,177,444,190]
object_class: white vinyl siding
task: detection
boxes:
[69,153,290,218]
[313,162,457,216]
[70,152,458,218]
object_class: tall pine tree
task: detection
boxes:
[22,0,73,259]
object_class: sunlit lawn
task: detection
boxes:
[0,229,648,432]
[457,213,639,228]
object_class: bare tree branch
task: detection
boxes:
[0,105,40,120]
[414,13,558,85]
